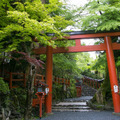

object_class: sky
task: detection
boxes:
[66,0,88,7]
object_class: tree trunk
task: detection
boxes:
[24,64,36,120]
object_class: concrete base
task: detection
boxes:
[112,112,120,116]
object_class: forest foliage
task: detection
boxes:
[77,0,120,105]
[1,0,120,119]
[0,0,76,119]
[0,0,74,53]
[77,0,120,31]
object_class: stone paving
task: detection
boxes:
[40,111,120,120]
[37,96,120,120]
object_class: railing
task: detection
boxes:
[82,75,104,89]
[33,74,46,105]
[0,70,70,89]
[3,72,26,89]
[53,76,70,86]
[34,74,45,86]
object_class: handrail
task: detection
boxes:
[53,76,70,86]
[82,75,104,89]
[2,71,70,88]
[2,72,26,89]
[34,74,45,86]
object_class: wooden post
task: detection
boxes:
[96,81,97,89]
[36,92,44,119]
[92,80,94,88]
[9,72,12,89]
[41,75,44,81]
[75,39,81,46]
[45,46,53,113]
[90,80,91,86]
[62,78,64,84]
[24,73,26,87]
[34,74,36,86]
[68,80,70,86]
[89,79,90,86]
[98,83,100,88]
[58,77,60,84]
[104,36,120,113]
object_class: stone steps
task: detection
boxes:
[52,98,93,112]
[52,77,98,112]
[82,84,97,96]
[54,102,87,106]
[52,109,93,112]
[53,106,90,109]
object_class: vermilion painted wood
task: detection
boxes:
[33,31,120,54]
[104,36,120,113]
[33,43,106,54]
[24,74,26,87]
[112,43,120,50]
[45,46,53,113]
[9,72,12,89]
[54,43,106,53]
[36,31,120,114]
[66,32,120,39]
[76,86,81,97]
[34,42,120,54]
[75,39,81,46]
[36,92,44,118]
[48,31,120,40]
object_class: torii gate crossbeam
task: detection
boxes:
[34,31,120,54]
[34,31,120,114]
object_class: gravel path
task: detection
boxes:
[39,111,120,120]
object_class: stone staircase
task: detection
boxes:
[52,83,97,112]
[52,96,93,112]
[81,83,97,96]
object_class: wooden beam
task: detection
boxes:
[33,43,106,54]
[105,36,120,113]
[53,43,106,53]
[66,32,120,39]
[33,31,120,54]
[112,43,120,50]
[33,42,120,54]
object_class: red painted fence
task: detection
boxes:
[53,76,70,86]
[83,75,104,89]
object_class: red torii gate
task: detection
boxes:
[34,31,120,114]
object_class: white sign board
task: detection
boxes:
[45,88,49,95]
[114,85,118,93]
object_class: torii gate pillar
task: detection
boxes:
[105,36,120,113]
[45,46,53,113]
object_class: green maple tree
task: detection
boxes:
[78,0,120,31]
[0,0,74,119]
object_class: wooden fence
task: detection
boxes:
[2,72,26,89]
[0,70,70,88]
[53,76,70,86]
[83,75,104,89]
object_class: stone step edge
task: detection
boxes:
[52,106,90,109]
[52,109,93,112]
[53,104,87,106]
[54,102,87,106]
